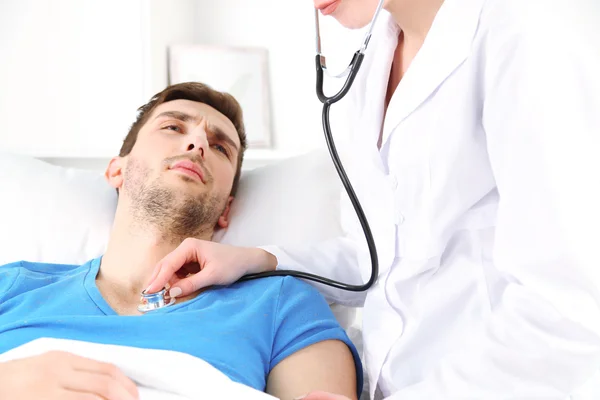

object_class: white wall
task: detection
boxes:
[1,0,139,158]
[142,0,197,99]
[0,0,365,169]
[0,0,196,162]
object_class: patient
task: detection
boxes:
[0,82,361,400]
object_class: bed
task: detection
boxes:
[0,149,366,397]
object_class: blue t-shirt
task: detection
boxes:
[0,257,362,395]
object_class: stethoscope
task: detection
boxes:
[238,0,386,291]
[139,0,386,312]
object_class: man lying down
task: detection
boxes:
[0,82,362,400]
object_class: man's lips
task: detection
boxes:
[170,160,205,183]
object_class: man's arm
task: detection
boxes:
[266,340,357,400]
[266,277,362,400]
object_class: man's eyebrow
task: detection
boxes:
[209,125,240,154]
[154,110,239,153]
[153,110,195,123]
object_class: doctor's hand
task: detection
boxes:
[0,350,139,400]
[145,238,278,298]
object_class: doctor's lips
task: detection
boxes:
[170,160,206,183]
[315,0,340,15]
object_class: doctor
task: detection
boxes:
[146,0,600,398]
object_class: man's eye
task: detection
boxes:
[212,144,229,156]
[163,125,182,133]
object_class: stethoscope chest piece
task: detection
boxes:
[138,287,176,313]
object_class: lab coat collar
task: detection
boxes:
[380,0,487,147]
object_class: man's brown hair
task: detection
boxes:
[119,82,247,195]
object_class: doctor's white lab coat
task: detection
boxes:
[263,0,600,397]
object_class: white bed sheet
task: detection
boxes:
[0,337,276,400]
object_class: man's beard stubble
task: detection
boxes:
[123,157,227,243]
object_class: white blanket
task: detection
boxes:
[0,338,277,400]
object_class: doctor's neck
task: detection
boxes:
[385,0,444,43]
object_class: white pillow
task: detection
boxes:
[0,152,116,266]
[215,149,343,247]
[0,150,343,265]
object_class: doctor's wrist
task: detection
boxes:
[251,248,278,273]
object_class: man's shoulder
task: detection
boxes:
[234,275,330,313]
[1,259,89,277]
[233,275,324,299]
[277,276,324,299]
[220,275,328,311]
[0,259,94,302]
[0,259,92,290]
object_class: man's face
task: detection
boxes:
[109,99,241,238]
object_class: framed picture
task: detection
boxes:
[168,44,273,148]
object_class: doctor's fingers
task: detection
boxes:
[145,238,206,293]
[166,268,219,298]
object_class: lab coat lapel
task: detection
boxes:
[380,0,487,147]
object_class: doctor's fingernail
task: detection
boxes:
[144,284,157,293]
[293,395,307,400]
[169,287,182,298]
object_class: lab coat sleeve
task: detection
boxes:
[389,6,600,399]
[259,236,367,307]
[259,143,373,308]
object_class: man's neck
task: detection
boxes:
[97,205,212,315]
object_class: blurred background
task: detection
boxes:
[0,0,366,171]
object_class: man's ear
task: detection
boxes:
[216,196,235,229]
[105,156,125,190]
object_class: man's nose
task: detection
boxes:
[185,126,209,159]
